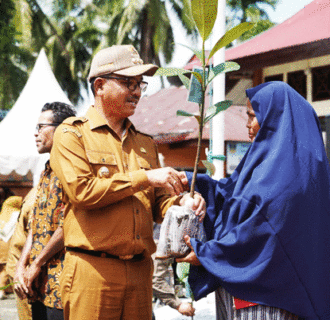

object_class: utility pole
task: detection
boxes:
[210,0,226,179]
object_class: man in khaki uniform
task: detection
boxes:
[6,188,37,320]
[0,196,22,299]
[50,45,205,320]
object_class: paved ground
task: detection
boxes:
[154,293,216,320]
[0,292,216,320]
[0,293,19,320]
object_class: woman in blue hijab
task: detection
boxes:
[178,82,330,319]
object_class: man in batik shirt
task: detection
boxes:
[14,102,76,320]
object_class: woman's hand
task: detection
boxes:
[176,235,201,266]
[180,192,206,222]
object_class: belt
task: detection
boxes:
[66,247,144,261]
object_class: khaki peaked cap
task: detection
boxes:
[88,45,158,81]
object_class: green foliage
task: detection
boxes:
[208,22,254,59]
[204,100,233,124]
[155,0,254,195]
[0,282,15,290]
[0,0,31,110]
[176,262,194,300]
[191,0,218,41]
[178,74,191,90]
[226,0,278,44]
[240,19,275,41]
[155,68,191,77]
[202,160,216,176]
[207,61,240,84]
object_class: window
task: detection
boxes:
[264,74,283,82]
[288,71,307,99]
[312,65,330,101]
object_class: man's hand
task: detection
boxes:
[25,261,42,297]
[180,192,206,222]
[176,235,201,266]
[177,301,195,316]
[146,168,185,195]
[13,266,28,300]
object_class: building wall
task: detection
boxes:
[263,54,330,116]
[157,141,208,171]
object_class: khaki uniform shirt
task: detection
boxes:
[6,187,37,278]
[50,105,180,257]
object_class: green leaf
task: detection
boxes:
[208,62,240,83]
[178,74,190,90]
[191,71,203,85]
[202,160,216,176]
[177,110,195,117]
[176,262,190,280]
[177,110,201,124]
[0,282,15,290]
[204,100,233,123]
[191,0,218,41]
[177,43,203,62]
[209,22,254,59]
[154,67,191,77]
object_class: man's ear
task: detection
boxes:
[94,78,106,96]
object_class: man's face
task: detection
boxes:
[97,75,143,119]
[34,110,57,154]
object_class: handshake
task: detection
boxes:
[145,168,206,218]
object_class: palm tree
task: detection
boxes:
[115,0,198,66]
[0,0,36,110]
[227,0,278,40]
[227,0,278,23]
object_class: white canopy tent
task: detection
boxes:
[0,49,72,185]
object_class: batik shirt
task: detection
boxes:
[28,161,65,309]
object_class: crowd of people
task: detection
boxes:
[0,44,329,320]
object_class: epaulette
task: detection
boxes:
[61,127,82,138]
[62,116,88,125]
[135,130,154,140]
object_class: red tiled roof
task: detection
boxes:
[130,86,249,143]
[226,0,330,60]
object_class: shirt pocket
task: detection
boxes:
[86,150,118,178]
[136,155,153,170]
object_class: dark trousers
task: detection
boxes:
[31,301,64,320]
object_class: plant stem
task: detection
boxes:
[190,40,207,198]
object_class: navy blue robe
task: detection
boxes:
[186,82,330,319]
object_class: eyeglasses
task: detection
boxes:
[35,123,60,133]
[101,75,148,92]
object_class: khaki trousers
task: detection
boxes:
[0,264,8,289]
[15,292,32,320]
[7,276,32,320]
[60,251,153,320]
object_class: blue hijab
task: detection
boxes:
[186,82,330,319]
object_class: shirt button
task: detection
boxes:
[102,158,106,163]
[136,209,139,214]
[136,235,140,239]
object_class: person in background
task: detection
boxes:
[178,82,330,320]
[0,187,15,208]
[14,102,76,320]
[0,195,22,299]
[50,44,205,320]
[6,187,37,320]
